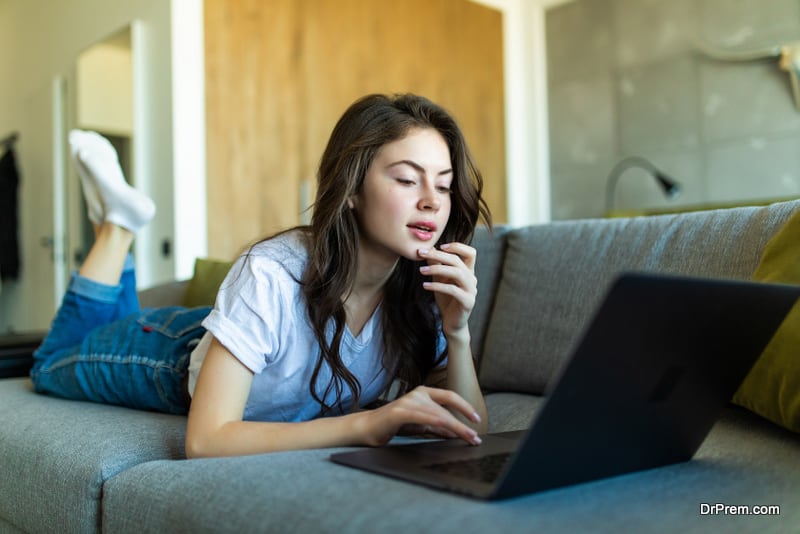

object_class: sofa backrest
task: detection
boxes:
[138,280,190,309]
[475,200,800,396]
[467,224,509,368]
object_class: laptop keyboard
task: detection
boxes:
[423,452,512,484]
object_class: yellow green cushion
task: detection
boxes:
[182,258,234,308]
[732,209,800,433]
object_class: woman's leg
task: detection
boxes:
[36,130,150,358]
[32,303,210,415]
[79,223,135,286]
[34,249,140,366]
[30,130,206,415]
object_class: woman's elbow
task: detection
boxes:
[184,425,220,459]
[184,432,207,459]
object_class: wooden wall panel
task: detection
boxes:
[205,0,505,259]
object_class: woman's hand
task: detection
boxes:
[418,242,477,337]
[353,386,483,447]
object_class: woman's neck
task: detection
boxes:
[343,243,398,336]
[353,237,399,295]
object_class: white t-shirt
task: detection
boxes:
[187,230,395,422]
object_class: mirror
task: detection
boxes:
[70,26,133,266]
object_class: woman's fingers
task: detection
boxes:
[420,242,476,269]
[420,264,475,286]
[396,387,482,444]
[365,387,483,446]
[438,242,477,269]
[422,386,482,424]
[419,243,478,313]
[399,423,460,440]
[394,408,481,445]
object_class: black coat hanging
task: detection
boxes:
[0,134,21,281]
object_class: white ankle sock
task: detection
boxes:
[71,130,155,233]
[69,130,104,225]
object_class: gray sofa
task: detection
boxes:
[2,200,800,533]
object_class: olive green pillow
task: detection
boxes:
[182,258,234,308]
[732,210,800,433]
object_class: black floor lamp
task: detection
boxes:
[605,156,682,215]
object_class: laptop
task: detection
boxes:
[330,272,800,500]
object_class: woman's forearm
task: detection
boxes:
[186,390,483,458]
[185,413,363,458]
[443,330,488,434]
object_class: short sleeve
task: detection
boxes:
[201,253,289,374]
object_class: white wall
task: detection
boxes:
[0,0,177,332]
[77,38,133,136]
[0,2,16,132]
[469,0,574,225]
[170,0,207,281]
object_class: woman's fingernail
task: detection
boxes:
[472,412,482,423]
[440,243,451,250]
[420,266,430,274]
[418,248,429,256]
[472,436,482,445]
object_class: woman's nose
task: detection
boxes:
[418,188,441,211]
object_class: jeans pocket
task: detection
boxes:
[136,306,211,339]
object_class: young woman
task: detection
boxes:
[32,93,492,458]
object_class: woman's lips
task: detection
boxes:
[407,222,437,241]
[409,227,435,241]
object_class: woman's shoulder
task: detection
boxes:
[241,228,309,280]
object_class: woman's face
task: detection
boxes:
[349,127,453,265]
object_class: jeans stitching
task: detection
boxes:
[34,351,189,414]
[36,352,185,373]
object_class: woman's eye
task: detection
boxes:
[395,178,416,186]
[436,186,452,194]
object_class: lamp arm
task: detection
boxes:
[605,156,660,213]
[789,69,800,111]
[779,43,800,111]
[695,39,800,111]
[693,39,783,61]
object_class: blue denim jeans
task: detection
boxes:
[31,262,210,415]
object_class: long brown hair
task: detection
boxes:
[303,93,491,414]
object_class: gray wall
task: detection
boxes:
[547,0,800,219]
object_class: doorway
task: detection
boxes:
[70,26,134,267]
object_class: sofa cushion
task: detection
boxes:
[182,257,234,307]
[0,378,186,533]
[479,200,800,394]
[733,209,800,433]
[484,391,542,433]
